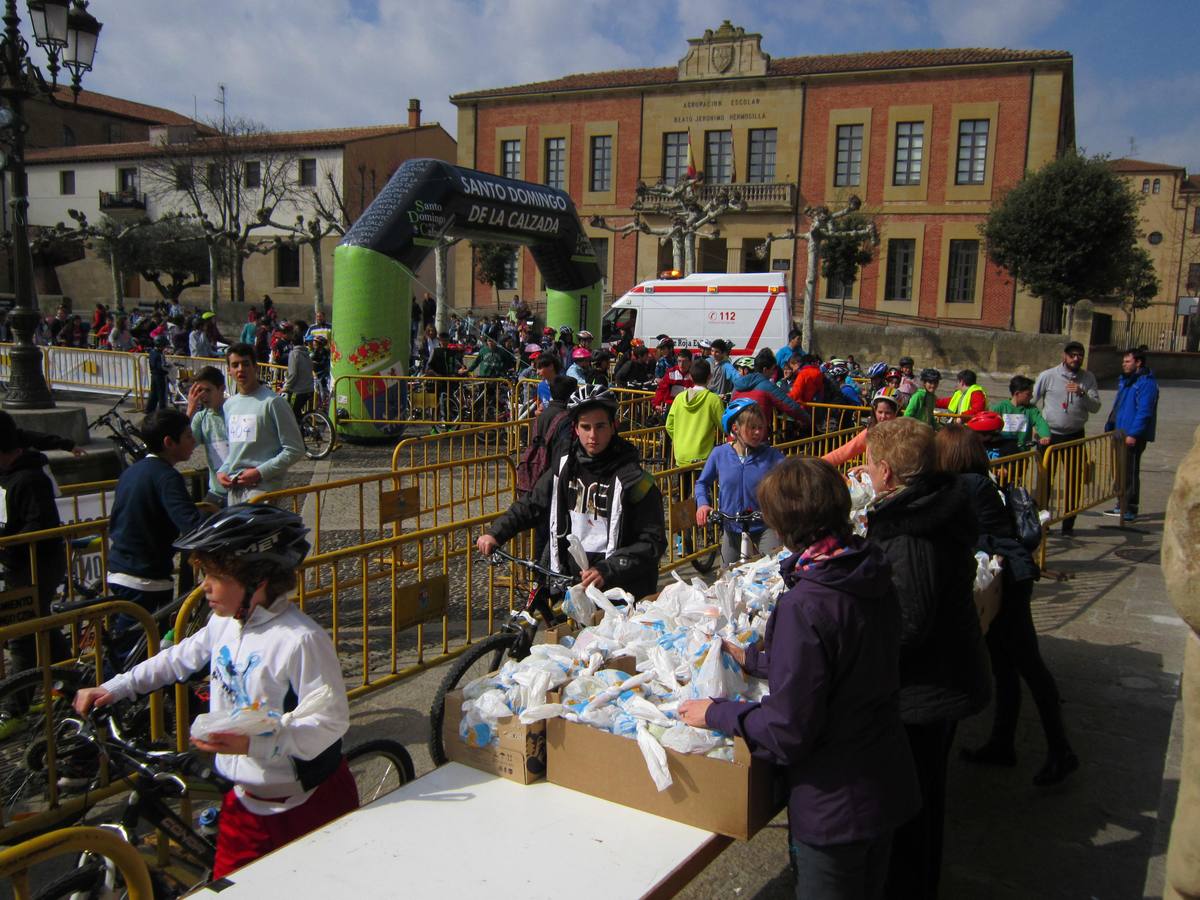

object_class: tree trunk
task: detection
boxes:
[683,234,696,275]
[434,240,450,333]
[110,260,125,313]
[207,243,219,312]
[233,251,246,305]
[311,240,325,319]
[802,234,820,353]
[671,236,684,273]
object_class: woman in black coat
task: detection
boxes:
[864,417,991,900]
[936,424,1078,787]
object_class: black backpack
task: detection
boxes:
[515,411,570,494]
[1004,484,1043,551]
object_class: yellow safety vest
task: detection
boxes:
[949,384,985,415]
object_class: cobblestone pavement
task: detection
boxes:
[42,382,1200,898]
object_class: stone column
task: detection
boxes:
[1162,423,1200,899]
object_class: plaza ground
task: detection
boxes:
[25,376,1199,898]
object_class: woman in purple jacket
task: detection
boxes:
[681,457,919,899]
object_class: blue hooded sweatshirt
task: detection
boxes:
[695,441,785,533]
[1105,366,1158,442]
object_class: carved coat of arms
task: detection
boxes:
[711,44,734,73]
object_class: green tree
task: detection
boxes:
[472,241,515,304]
[1115,246,1159,347]
[124,217,216,303]
[984,151,1143,331]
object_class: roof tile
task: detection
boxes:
[452,47,1072,100]
[26,123,439,164]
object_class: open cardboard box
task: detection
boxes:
[440,688,546,784]
[546,716,784,840]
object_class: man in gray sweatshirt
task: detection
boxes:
[218,343,304,505]
[1033,340,1102,536]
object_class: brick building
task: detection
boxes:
[451,22,1075,334]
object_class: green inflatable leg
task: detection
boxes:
[330,244,415,442]
[546,282,603,338]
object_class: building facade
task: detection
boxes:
[1105,159,1200,351]
[451,22,1075,334]
[23,104,456,312]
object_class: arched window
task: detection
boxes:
[1152,178,1161,194]
[62,124,75,146]
[1141,178,1150,193]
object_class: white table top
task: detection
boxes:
[192,762,727,899]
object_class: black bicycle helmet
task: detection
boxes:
[919,367,942,382]
[566,383,618,420]
[175,504,311,572]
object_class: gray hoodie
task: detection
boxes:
[1033,363,1101,435]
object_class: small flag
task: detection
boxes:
[685,131,697,180]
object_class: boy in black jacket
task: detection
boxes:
[478,385,665,606]
[0,413,69,735]
[106,409,208,664]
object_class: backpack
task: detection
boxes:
[516,410,570,494]
[1004,484,1043,551]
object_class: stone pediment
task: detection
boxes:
[678,21,770,81]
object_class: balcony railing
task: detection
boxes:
[699,181,795,209]
[98,190,146,211]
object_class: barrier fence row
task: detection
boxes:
[0,343,286,408]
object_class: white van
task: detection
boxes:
[602,272,791,356]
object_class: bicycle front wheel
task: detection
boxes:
[346,739,415,806]
[428,632,519,766]
[300,410,335,459]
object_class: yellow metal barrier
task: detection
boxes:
[44,345,144,404]
[170,511,531,740]
[0,826,154,900]
[1040,431,1126,531]
[0,601,164,842]
[989,448,1041,493]
[805,401,871,433]
[253,455,518,561]
[389,420,530,471]
[332,374,518,430]
[165,354,287,395]
[613,386,659,429]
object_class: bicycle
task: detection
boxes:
[285,388,335,460]
[30,709,415,899]
[87,391,147,469]
[0,591,210,825]
[707,508,767,567]
[427,547,575,767]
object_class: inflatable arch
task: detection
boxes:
[329,158,603,439]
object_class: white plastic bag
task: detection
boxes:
[635,721,673,791]
[190,685,338,742]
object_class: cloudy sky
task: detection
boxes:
[51,0,1199,172]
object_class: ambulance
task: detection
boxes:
[602,271,791,355]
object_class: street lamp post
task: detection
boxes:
[0,0,100,409]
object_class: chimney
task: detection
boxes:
[407,98,421,128]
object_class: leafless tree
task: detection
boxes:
[140,117,299,310]
[591,175,747,275]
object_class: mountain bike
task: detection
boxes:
[87,391,147,469]
[30,709,415,899]
[708,508,767,566]
[427,547,575,766]
[0,591,210,825]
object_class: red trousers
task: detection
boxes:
[212,759,359,880]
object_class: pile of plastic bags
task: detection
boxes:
[455,552,790,791]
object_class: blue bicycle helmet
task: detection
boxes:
[722,397,759,435]
[867,361,889,378]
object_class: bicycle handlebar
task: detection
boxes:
[709,509,764,527]
[87,389,134,429]
[484,547,575,590]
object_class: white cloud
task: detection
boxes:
[926,0,1070,46]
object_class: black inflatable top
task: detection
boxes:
[341,158,603,293]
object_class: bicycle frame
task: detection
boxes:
[709,509,765,565]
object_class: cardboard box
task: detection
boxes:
[540,610,605,646]
[546,717,783,840]
[441,688,545,784]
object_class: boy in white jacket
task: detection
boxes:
[74,505,356,879]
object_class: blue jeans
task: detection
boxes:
[108,583,174,673]
[790,833,893,900]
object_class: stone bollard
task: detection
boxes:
[1163,423,1200,899]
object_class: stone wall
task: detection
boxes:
[811,320,1070,378]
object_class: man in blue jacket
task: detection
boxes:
[107,408,208,664]
[1104,348,1159,523]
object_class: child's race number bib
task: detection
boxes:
[228,415,257,443]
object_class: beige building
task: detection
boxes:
[1106,158,1200,350]
[23,101,456,317]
